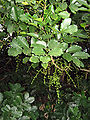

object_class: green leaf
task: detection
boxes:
[29,25,36,33]
[49,5,54,13]
[41,63,48,69]
[66,45,82,53]
[25,97,35,103]
[11,106,22,118]
[58,11,70,19]
[27,33,39,38]
[69,4,79,14]
[73,57,84,67]
[72,52,90,59]
[32,47,45,56]
[16,0,24,3]
[20,13,30,23]
[61,18,71,30]
[30,56,39,63]
[40,56,51,63]
[10,6,18,22]
[7,23,14,34]
[32,63,39,68]
[36,41,46,47]
[48,40,60,49]
[0,93,3,103]
[31,106,37,112]
[63,53,72,62]
[51,14,58,20]
[55,7,62,13]
[60,42,68,51]
[11,36,29,49]
[19,22,27,30]
[29,23,37,27]
[56,2,67,11]
[77,0,90,8]
[22,1,29,5]
[0,32,6,37]
[78,7,89,11]
[34,18,42,22]
[72,30,88,38]
[15,96,22,105]
[64,25,78,34]
[23,48,32,56]
[8,48,22,56]
[48,48,63,56]
[24,92,29,100]
[23,57,29,64]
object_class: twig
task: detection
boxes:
[80,68,90,73]
[51,56,64,71]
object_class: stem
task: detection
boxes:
[80,68,90,73]
[31,68,43,84]
[51,56,64,71]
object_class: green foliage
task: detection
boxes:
[0,0,89,69]
[0,83,38,120]
[0,0,90,119]
[53,91,90,120]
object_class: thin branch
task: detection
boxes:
[80,68,90,73]
[51,56,64,71]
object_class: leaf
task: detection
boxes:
[41,63,48,69]
[58,11,70,19]
[30,56,39,63]
[32,63,39,68]
[69,4,79,14]
[19,22,27,30]
[36,41,46,47]
[10,39,22,50]
[61,18,71,30]
[63,53,72,62]
[25,97,35,103]
[40,56,51,63]
[7,23,14,34]
[49,5,54,13]
[24,92,29,100]
[48,40,60,49]
[0,93,3,103]
[29,25,36,33]
[58,2,67,11]
[34,18,42,22]
[23,57,29,64]
[72,52,90,59]
[23,48,32,56]
[73,57,84,67]
[29,23,37,27]
[15,96,22,105]
[77,0,90,8]
[78,7,89,11]
[10,36,29,49]
[72,30,88,38]
[64,25,78,34]
[16,0,24,3]
[10,6,18,22]
[66,45,82,53]
[48,48,63,56]
[32,47,45,56]
[8,48,22,56]
[22,2,29,5]
[20,14,30,23]
[51,14,58,20]
[18,36,29,48]
[60,42,68,51]
[27,33,39,38]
